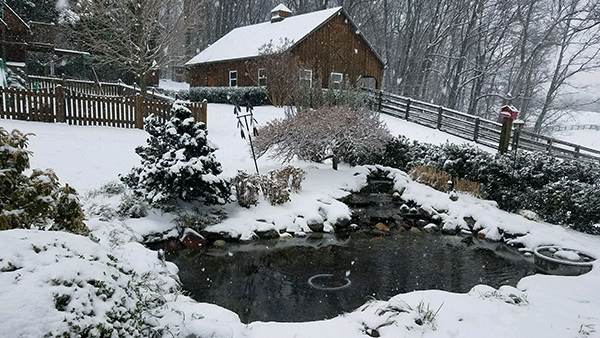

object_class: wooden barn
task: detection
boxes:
[185,5,385,90]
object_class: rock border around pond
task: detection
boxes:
[149,166,534,251]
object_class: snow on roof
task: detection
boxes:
[271,4,292,13]
[185,7,342,66]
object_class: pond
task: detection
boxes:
[166,232,536,323]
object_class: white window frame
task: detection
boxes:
[258,68,267,87]
[330,72,343,90]
[229,70,237,87]
[300,69,313,88]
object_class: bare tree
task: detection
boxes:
[533,0,600,132]
[246,41,303,106]
[61,0,197,93]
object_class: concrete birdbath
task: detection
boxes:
[533,246,596,276]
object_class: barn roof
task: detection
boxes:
[185,6,383,67]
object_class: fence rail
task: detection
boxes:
[365,89,600,163]
[28,75,173,102]
[545,124,600,133]
[0,86,207,129]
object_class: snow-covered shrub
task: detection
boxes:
[188,86,269,106]
[0,230,179,337]
[232,171,262,208]
[271,165,307,193]
[254,106,391,168]
[261,172,291,206]
[121,101,231,210]
[85,181,148,220]
[118,193,148,219]
[0,128,88,235]
[233,166,307,207]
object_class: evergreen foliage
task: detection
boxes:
[361,136,600,234]
[185,86,270,106]
[121,102,231,210]
[0,128,88,234]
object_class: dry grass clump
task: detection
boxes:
[409,166,483,198]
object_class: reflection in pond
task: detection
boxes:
[166,233,536,323]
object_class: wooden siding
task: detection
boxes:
[189,59,257,88]
[189,10,384,89]
[292,12,383,89]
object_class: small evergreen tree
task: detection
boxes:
[122,102,230,210]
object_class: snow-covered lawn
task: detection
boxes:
[551,111,600,150]
[1,104,599,337]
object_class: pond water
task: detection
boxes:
[166,232,536,323]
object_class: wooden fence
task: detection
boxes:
[365,89,600,163]
[28,75,173,102]
[0,86,207,129]
[545,124,600,132]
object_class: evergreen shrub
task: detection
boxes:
[187,86,269,106]
[121,101,231,210]
[0,128,87,234]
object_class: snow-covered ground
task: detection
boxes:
[159,79,190,92]
[551,111,600,150]
[1,105,600,337]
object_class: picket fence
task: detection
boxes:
[0,86,207,129]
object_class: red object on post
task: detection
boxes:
[500,105,519,120]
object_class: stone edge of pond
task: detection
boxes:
[146,166,531,253]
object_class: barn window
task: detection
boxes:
[330,72,343,89]
[300,69,312,88]
[258,69,267,86]
[229,70,237,87]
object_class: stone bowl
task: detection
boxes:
[533,246,596,276]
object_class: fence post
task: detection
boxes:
[405,99,411,120]
[546,139,553,155]
[436,106,443,130]
[134,94,144,129]
[377,91,383,112]
[55,85,66,123]
[201,99,208,127]
[473,117,480,142]
[574,145,580,158]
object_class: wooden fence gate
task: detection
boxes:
[0,86,207,129]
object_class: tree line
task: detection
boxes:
[7,0,600,132]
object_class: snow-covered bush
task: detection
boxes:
[121,102,231,210]
[188,86,269,106]
[232,171,262,208]
[232,166,307,207]
[86,181,148,220]
[254,106,391,168]
[0,229,179,337]
[0,128,88,235]
[366,135,600,234]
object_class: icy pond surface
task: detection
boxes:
[166,233,536,323]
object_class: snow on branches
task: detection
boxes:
[122,102,230,210]
[254,106,392,168]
